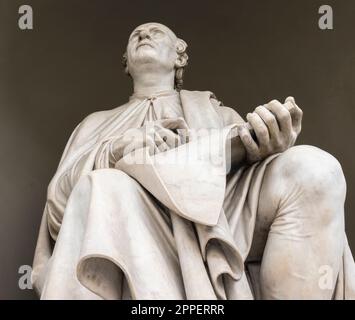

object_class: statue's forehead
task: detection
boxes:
[129,23,177,39]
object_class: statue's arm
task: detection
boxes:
[210,97,248,169]
[214,97,303,167]
[46,111,120,239]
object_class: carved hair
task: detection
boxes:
[122,38,188,91]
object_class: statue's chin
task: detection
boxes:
[129,48,174,73]
[132,51,161,67]
[135,46,157,58]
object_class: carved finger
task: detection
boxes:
[254,106,279,140]
[156,128,180,150]
[237,125,260,161]
[176,127,190,144]
[265,100,292,134]
[154,132,171,153]
[246,112,270,147]
[144,136,159,155]
[285,97,303,134]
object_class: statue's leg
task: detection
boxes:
[45,168,183,299]
[251,145,346,299]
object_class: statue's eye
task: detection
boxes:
[129,32,140,41]
[151,29,164,38]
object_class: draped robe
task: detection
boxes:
[32,90,355,299]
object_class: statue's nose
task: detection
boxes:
[138,30,151,41]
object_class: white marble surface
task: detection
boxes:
[32,23,355,300]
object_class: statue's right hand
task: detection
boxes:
[111,118,188,162]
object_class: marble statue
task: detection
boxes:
[32,22,355,299]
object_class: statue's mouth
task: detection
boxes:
[136,41,155,50]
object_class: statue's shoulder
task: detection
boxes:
[180,89,215,98]
[181,89,223,105]
[182,89,245,126]
[72,102,130,143]
[81,103,128,127]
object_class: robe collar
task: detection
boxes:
[129,89,178,101]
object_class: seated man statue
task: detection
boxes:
[32,22,355,299]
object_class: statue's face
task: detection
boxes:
[126,23,178,74]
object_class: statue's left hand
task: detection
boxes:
[237,97,303,163]
[112,117,189,161]
[152,117,189,152]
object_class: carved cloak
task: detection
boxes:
[31,90,355,299]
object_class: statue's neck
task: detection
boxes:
[132,70,175,98]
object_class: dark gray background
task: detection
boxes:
[1,0,354,299]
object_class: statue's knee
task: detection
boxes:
[264,145,346,228]
[275,145,346,206]
[278,145,346,223]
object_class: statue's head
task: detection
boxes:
[123,23,188,90]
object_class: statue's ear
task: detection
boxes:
[122,52,130,75]
[175,38,188,68]
[175,55,188,68]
